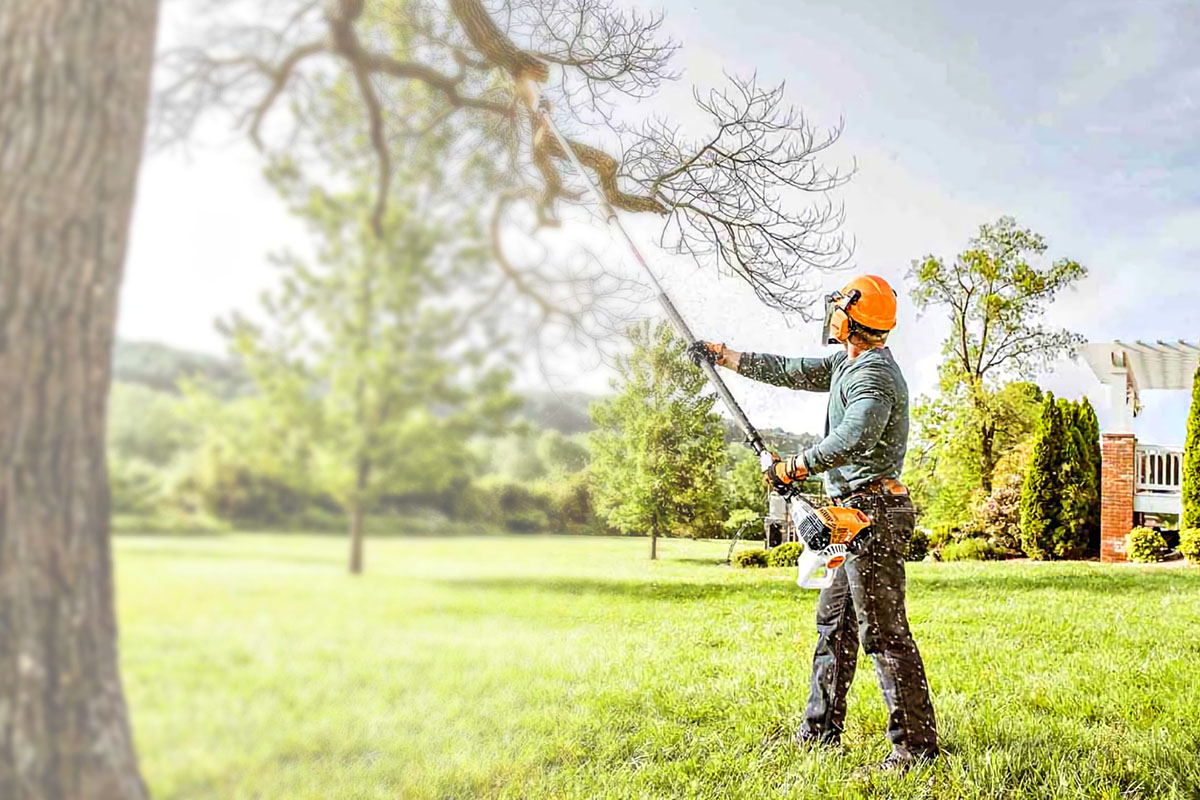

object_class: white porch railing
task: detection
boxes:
[1135,445,1184,495]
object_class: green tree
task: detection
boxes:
[589,322,726,558]
[910,217,1086,491]
[722,445,767,537]
[1020,395,1065,559]
[1072,398,1102,551]
[1020,394,1090,559]
[229,160,515,572]
[903,381,1043,529]
[537,430,590,476]
[1184,365,1200,529]
[1056,397,1088,553]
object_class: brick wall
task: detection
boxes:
[1101,433,1137,562]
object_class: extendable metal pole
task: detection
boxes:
[537,98,768,457]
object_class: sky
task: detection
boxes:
[120,0,1200,445]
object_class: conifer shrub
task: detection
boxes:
[1184,366,1200,530]
[1179,528,1200,565]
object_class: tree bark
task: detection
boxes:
[979,419,996,494]
[348,500,365,575]
[650,527,658,561]
[0,1,159,798]
[348,458,370,574]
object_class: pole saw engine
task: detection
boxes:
[760,452,872,589]
[787,493,872,589]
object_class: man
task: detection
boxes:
[700,274,938,772]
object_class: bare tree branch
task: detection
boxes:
[157,0,853,336]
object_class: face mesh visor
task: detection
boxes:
[822,292,843,345]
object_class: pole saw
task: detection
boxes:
[535,98,871,589]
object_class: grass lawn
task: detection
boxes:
[117,534,1200,799]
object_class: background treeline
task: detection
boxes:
[108,339,814,540]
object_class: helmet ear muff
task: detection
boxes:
[823,290,860,344]
[827,308,850,344]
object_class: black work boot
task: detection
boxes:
[855,750,937,778]
[793,729,842,753]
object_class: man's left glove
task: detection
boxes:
[687,340,733,368]
[763,452,808,491]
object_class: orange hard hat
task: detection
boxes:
[823,274,898,344]
[840,274,898,331]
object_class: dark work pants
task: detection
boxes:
[800,493,938,759]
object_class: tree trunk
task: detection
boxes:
[348,458,370,574]
[348,500,365,574]
[0,2,158,798]
[980,421,995,494]
[649,526,658,560]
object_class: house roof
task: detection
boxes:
[1084,340,1200,391]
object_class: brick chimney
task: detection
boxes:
[1100,433,1136,562]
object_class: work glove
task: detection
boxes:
[689,340,733,368]
[762,451,808,491]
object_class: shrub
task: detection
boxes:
[907,528,930,562]
[940,537,1004,562]
[473,477,557,533]
[929,524,958,549]
[767,541,804,567]
[1179,528,1200,565]
[733,549,768,568]
[966,439,1032,553]
[1126,527,1168,563]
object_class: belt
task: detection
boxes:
[837,477,908,501]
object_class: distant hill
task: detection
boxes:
[722,422,821,454]
[112,340,822,443]
[517,390,596,435]
[113,340,249,398]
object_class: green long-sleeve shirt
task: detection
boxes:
[737,347,909,498]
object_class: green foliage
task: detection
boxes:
[1126,527,1168,563]
[109,453,166,516]
[473,477,555,533]
[1184,365,1200,529]
[589,322,726,550]
[940,537,1004,561]
[169,386,336,527]
[721,445,766,534]
[541,471,606,534]
[537,430,589,476]
[722,507,763,539]
[904,381,1043,529]
[226,156,517,537]
[928,523,959,549]
[967,439,1031,552]
[766,541,804,567]
[1179,528,1200,565]
[909,217,1085,493]
[108,382,196,465]
[907,528,930,562]
[733,549,768,568]
[1020,394,1092,560]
